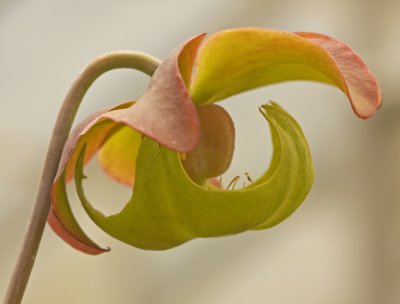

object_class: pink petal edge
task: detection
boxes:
[103,34,207,152]
[295,31,382,119]
[48,207,109,255]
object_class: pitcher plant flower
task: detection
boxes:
[48,28,381,254]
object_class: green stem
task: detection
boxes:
[3,51,161,304]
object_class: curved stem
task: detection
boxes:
[3,51,161,304]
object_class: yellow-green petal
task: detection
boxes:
[98,126,142,186]
[190,28,381,119]
[74,102,314,250]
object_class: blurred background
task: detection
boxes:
[1,0,399,303]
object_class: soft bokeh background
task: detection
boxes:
[1,0,399,303]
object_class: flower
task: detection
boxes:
[48,28,381,254]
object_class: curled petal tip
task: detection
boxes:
[48,207,110,255]
[295,31,382,119]
[190,28,381,119]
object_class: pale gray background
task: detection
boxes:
[1,0,399,303]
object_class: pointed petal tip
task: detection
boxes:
[48,207,110,255]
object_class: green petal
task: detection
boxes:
[190,28,381,119]
[74,102,314,250]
